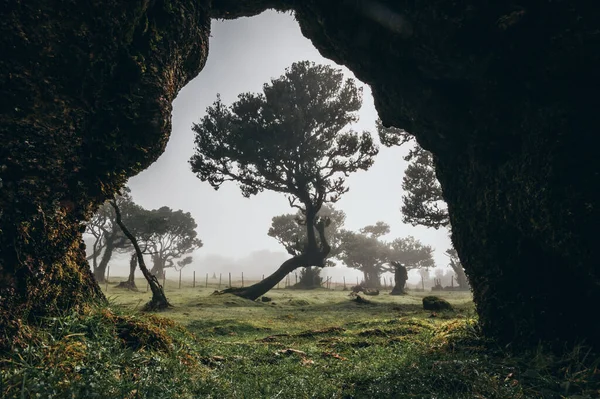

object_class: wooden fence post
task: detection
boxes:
[343,276,346,290]
[219,273,222,289]
[179,269,182,289]
[228,272,231,288]
[193,271,196,288]
[205,273,208,288]
[242,272,244,287]
[163,271,166,288]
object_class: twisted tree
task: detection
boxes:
[190,61,378,300]
[268,204,346,288]
[110,199,171,310]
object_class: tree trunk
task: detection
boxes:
[116,253,138,290]
[111,201,170,310]
[438,150,600,348]
[94,237,115,283]
[218,254,313,300]
[150,254,165,280]
[390,264,408,295]
[363,269,380,288]
[0,212,105,349]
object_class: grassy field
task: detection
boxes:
[2,279,598,398]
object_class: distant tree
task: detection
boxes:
[146,207,203,279]
[84,188,137,282]
[386,236,435,294]
[338,225,390,288]
[446,247,470,290]
[376,119,411,148]
[110,199,171,310]
[85,210,108,273]
[268,204,346,288]
[114,203,161,290]
[377,120,449,229]
[401,147,449,229]
[190,60,378,300]
[338,223,434,290]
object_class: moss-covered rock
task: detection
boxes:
[423,296,453,311]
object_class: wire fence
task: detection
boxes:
[102,269,409,293]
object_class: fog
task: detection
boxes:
[95,11,451,285]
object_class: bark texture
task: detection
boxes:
[0,0,209,343]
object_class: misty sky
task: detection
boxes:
[110,11,451,283]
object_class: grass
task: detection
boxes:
[1,279,599,398]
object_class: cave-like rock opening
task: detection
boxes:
[1,0,599,349]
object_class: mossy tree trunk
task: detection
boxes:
[0,0,209,345]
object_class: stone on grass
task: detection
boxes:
[422,296,453,311]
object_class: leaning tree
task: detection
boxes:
[190,60,378,300]
[84,187,137,282]
[268,204,346,288]
[109,198,171,310]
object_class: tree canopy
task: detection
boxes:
[85,190,202,282]
[401,146,449,229]
[338,222,434,288]
[190,60,379,299]
[146,207,203,278]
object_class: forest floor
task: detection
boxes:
[2,279,598,398]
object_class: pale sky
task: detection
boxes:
[106,11,451,284]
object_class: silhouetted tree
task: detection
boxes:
[338,223,391,288]
[84,188,137,282]
[110,199,171,310]
[377,120,449,229]
[401,147,449,229]
[386,236,435,294]
[190,61,378,300]
[446,247,469,290]
[339,223,434,290]
[268,205,346,288]
[147,207,203,279]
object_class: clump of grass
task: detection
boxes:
[0,307,218,399]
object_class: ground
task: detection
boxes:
[1,279,598,398]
